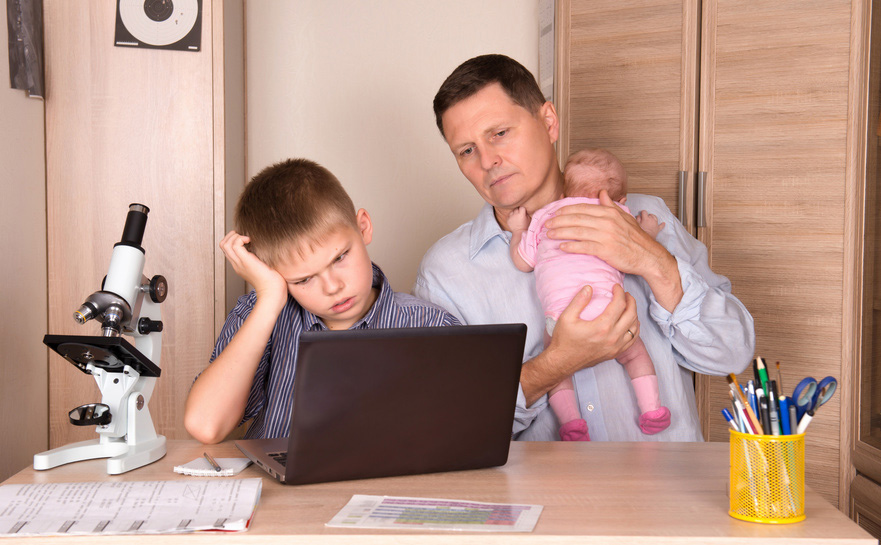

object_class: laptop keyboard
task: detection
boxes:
[268,451,287,466]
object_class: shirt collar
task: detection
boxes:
[301,262,391,331]
[469,203,510,260]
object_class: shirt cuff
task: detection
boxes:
[647,257,714,344]
[513,383,547,435]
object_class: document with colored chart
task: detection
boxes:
[327,494,543,532]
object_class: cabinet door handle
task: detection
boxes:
[697,172,707,228]
[678,171,688,227]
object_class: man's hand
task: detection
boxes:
[219,231,288,310]
[520,284,639,406]
[543,190,683,312]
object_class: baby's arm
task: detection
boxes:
[636,210,665,239]
[184,231,289,444]
[508,207,535,273]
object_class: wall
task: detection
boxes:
[0,8,48,479]
[245,1,540,292]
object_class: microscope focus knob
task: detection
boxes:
[148,275,168,303]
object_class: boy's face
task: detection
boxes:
[274,209,377,331]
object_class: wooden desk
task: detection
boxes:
[1,440,875,544]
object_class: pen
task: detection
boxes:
[767,380,780,436]
[788,400,797,433]
[204,452,222,472]
[747,380,758,416]
[778,395,791,435]
[759,397,772,436]
[721,408,739,431]
[733,397,756,434]
[796,410,814,434]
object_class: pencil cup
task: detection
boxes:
[728,429,805,524]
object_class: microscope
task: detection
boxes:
[34,203,168,474]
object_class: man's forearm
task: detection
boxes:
[519,350,568,407]
[639,247,683,313]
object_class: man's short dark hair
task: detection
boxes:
[433,54,546,137]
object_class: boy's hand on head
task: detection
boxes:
[220,231,287,310]
[636,210,665,239]
[507,207,531,232]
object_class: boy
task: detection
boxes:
[507,149,670,441]
[185,158,459,444]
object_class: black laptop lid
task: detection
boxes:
[284,323,526,485]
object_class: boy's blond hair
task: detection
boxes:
[235,158,358,267]
[563,148,628,201]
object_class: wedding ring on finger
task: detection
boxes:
[625,329,635,339]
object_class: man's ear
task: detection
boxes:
[539,101,560,145]
[356,208,373,245]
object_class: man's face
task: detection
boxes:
[275,210,377,331]
[441,83,562,216]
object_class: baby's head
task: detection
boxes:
[563,149,628,202]
[236,158,377,330]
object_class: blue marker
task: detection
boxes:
[778,395,791,435]
[721,408,739,431]
[747,380,758,416]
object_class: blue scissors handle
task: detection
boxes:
[792,377,817,421]
[812,376,837,410]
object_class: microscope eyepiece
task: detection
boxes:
[118,203,150,250]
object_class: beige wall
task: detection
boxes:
[245,1,540,292]
[0,10,48,479]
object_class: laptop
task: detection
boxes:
[236,323,526,485]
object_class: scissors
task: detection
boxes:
[792,376,837,423]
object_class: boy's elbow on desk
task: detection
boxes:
[184,406,229,445]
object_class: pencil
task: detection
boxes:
[203,452,222,472]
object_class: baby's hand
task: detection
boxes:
[507,207,531,232]
[636,211,665,239]
[219,231,287,307]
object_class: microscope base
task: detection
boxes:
[33,435,167,474]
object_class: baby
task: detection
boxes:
[508,148,671,441]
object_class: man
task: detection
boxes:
[414,54,754,441]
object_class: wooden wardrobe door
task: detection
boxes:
[698,0,855,507]
[556,0,699,226]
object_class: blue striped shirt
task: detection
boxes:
[210,263,460,439]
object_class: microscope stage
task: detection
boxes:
[43,335,161,377]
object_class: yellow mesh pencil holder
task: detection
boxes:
[729,429,805,524]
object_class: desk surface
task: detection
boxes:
[1,440,875,544]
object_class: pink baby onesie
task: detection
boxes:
[518,197,626,322]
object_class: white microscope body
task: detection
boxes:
[34,204,168,475]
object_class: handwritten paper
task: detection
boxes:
[0,478,262,536]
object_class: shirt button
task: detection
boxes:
[586,404,594,412]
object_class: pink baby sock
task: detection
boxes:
[549,389,590,441]
[632,375,671,434]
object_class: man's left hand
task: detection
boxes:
[544,190,684,312]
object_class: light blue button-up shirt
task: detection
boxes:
[414,194,755,441]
